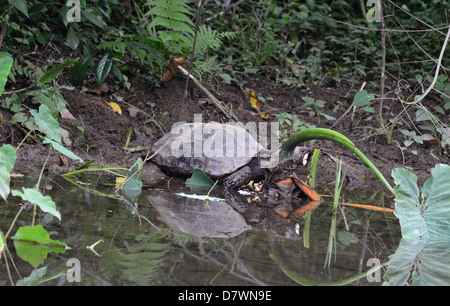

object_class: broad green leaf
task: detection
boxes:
[123,158,143,192]
[353,90,370,107]
[82,8,107,29]
[392,167,424,240]
[12,188,61,220]
[13,225,67,267]
[420,164,450,240]
[383,239,450,286]
[185,168,215,194]
[0,52,13,95]
[96,53,113,86]
[16,266,68,286]
[66,26,79,50]
[39,58,78,84]
[16,266,47,286]
[0,144,17,173]
[186,169,215,188]
[30,104,62,143]
[41,136,84,163]
[385,164,450,285]
[392,164,450,240]
[0,166,11,201]
[69,57,92,86]
[0,144,16,201]
[8,0,29,17]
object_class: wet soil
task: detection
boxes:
[1,70,448,191]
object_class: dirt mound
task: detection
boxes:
[1,73,447,189]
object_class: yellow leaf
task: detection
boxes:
[259,112,271,120]
[245,88,260,111]
[103,99,122,115]
[115,177,126,188]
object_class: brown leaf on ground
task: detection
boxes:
[161,57,187,82]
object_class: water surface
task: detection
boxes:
[0,175,400,286]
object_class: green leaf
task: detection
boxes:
[16,266,47,286]
[353,90,370,107]
[39,58,78,84]
[0,144,17,173]
[12,188,61,220]
[123,158,143,192]
[383,239,450,285]
[392,164,450,240]
[0,52,13,95]
[385,164,450,285]
[0,144,16,201]
[96,53,113,86]
[185,169,215,194]
[30,104,62,142]
[13,225,67,267]
[82,8,107,29]
[0,167,10,201]
[41,136,84,163]
[8,0,29,17]
[69,57,92,86]
[66,26,80,50]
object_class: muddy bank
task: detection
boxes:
[1,74,447,190]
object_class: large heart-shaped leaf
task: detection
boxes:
[0,144,17,201]
[30,104,62,143]
[13,225,67,267]
[12,187,61,220]
[392,164,450,240]
[384,164,450,285]
[0,52,13,95]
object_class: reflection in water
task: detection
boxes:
[1,176,404,286]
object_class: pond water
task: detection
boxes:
[1,174,401,286]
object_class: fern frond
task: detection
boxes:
[96,39,127,53]
[194,25,236,55]
[149,17,194,35]
[148,8,194,25]
[145,0,193,14]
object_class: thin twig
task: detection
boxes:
[378,0,386,117]
[407,27,450,106]
[182,0,203,104]
[319,14,450,34]
[177,65,243,126]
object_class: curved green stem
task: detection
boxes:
[280,128,394,195]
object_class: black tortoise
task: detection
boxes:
[151,122,311,189]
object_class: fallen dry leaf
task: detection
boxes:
[102,99,122,115]
[60,108,76,120]
[161,57,187,82]
[59,127,72,146]
[245,88,260,111]
[84,82,110,95]
[127,106,140,117]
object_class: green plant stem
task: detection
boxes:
[280,128,394,195]
[304,149,321,249]
[3,206,24,241]
[15,128,34,151]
